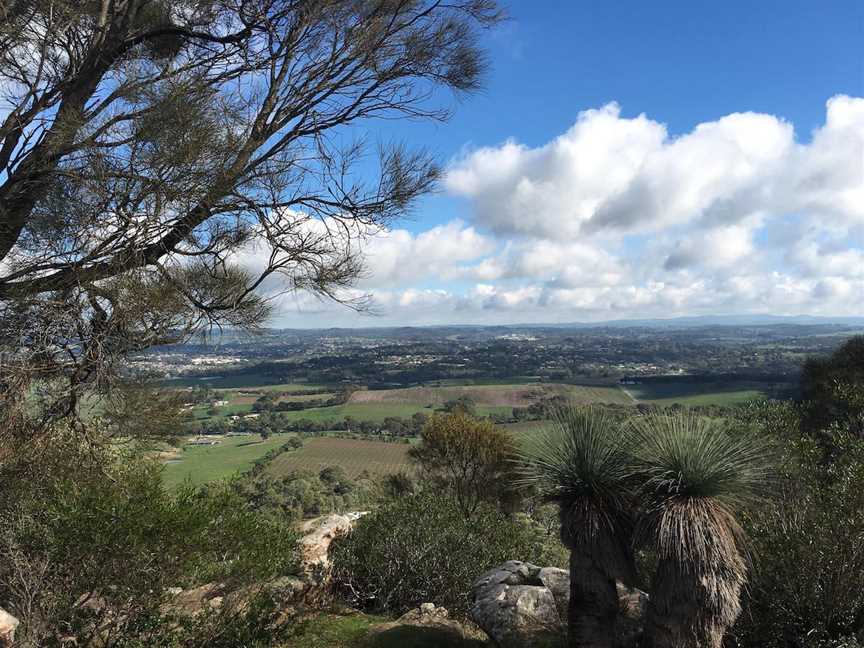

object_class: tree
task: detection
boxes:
[519,407,637,648]
[0,0,503,446]
[409,412,517,517]
[800,336,864,439]
[628,413,770,648]
[441,395,477,416]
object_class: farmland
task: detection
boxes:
[184,381,632,425]
[348,382,631,407]
[165,376,780,488]
[148,319,848,490]
[161,434,295,489]
[264,437,412,478]
[623,381,770,406]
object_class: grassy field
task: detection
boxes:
[624,382,769,406]
[272,402,513,423]
[349,383,631,408]
[265,437,411,478]
[165,373,324,390]
[497,420,549,439]
[161,433,295,489]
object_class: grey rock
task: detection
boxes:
[470,561,565,648]
[370,603,470,641]
[470,561,648,648]
[299,511,368,574]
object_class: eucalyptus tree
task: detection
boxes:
[0,0,502,444]
[629,413,771,648]
[520,407,637,648]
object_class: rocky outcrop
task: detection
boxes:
[369,603,472,642]
[470,561,567,648]
[159,512,368,619]
[470,561,648,648]
[299,511,367,574]
[0,609,19,648]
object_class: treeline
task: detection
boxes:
[251,388,353,412]
[188,410,432,439]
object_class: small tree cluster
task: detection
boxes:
[409,411,520,516]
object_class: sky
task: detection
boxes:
[270,0,864,328]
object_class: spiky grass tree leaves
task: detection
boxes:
[628,413,772,648]
[520,407,637,648]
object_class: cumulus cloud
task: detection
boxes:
[268,97,864,326]
[446,96,863,239]
[361,220,495,287]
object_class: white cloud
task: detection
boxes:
[361,220,494,287]
[267,97,864,326]
[446,96,863,241]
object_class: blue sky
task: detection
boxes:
[272,0,864,327]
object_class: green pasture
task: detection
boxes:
[160,433,295,489]
[624,381,769,406]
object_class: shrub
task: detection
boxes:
[729,430,864,647]
[331,493,537,616]
[0,445,299,647]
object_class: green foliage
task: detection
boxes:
[236,468,380,519]
[0,444,298,647]
[331,493,537,616]
[629,413,771,512]
[519,407,635,552]
[800,335,864,437]
[730,421,864,646]
[410,412,519,516]
[110,592,296,648]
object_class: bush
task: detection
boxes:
[0,445,299,647]
[728,405,864,647]
[331,493,537,616]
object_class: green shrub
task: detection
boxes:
[0,448,299,647]
[330,493,537,616]
[729,405,864,647]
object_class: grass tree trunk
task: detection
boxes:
[566,548,620,648]
[562,516,635,648]
[644,557,743,648]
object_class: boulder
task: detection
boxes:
[299,511,367,574]
[0,608,18,648]
[368,604,477,646]
[470,561,566,648]
[470,561,648,648]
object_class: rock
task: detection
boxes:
[0,608,19,648]
[222,575,311,615]
[369,603,473,644]
[470,561,648,648]
[299,511,367,574]
[160,582,226,617]
[470,561,566,648]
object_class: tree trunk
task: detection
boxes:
[567,548,620,648]
[644,557,741,648]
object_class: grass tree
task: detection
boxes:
[520,407,637,648]
[629,413,771,648]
